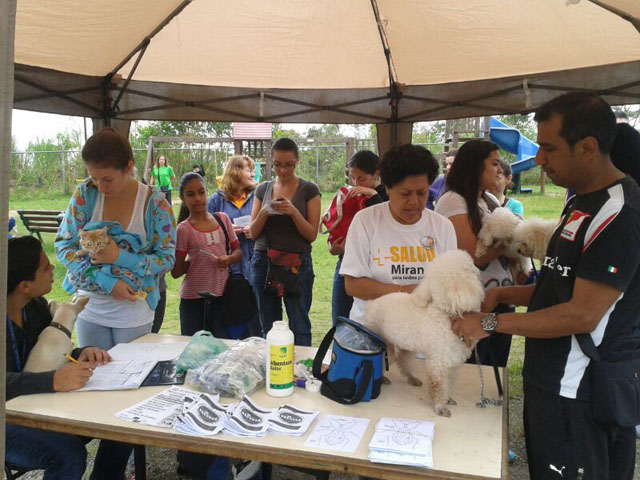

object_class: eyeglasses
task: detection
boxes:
[273,163,296,170]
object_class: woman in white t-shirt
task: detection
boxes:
[340,144,457,324]
[435,139,514,367]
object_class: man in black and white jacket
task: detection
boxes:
[453,92,640,480]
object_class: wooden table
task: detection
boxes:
[6,334,508,479]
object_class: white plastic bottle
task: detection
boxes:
[266,321,294,397]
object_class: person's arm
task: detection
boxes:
[171,253,189,278]
[249,196,269,240]
[171,222,189,278]
[448,213,506,266]
[217,214,242,267]
[55,184,120,294]
[453,278,622,342]
[218,245,242,268]
[481,284,536,312]
[169,166,177,185]
[344,275,416,300]
[111,190,176,277]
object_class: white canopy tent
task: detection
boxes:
[1,0,640,468]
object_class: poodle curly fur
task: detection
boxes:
[475,208,557,276]
[363,250,485,417]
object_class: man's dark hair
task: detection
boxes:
[534,92,617,154]
[380,144,439,188]
[348,150,380,175]
[81,127,134,170]
[446,140,500,234]
[610,123,640,186]
[272,138,299,159]
[8,236,43,295]
[445,148,458,159]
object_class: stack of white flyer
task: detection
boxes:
[368,417,435,468]
[173,393,230,436]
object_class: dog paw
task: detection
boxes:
[435,405,451,417]
[447,397,457,405]
[382,376,392,385]
[408,376,422,387]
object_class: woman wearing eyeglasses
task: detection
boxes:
[249,138,321,346]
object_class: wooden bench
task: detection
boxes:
[16,209,64,241]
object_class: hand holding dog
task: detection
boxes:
[53,361,96,392]
[481,288,500,312]
[89,235,119,264]
[78,347,111,365]
[451,313,489,348]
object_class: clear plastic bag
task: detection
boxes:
[335,322,382,353]
[176,330,228,374]
[186,337,267,397]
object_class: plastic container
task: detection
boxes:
[266,321,294,397]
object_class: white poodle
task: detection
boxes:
[363,250,485,417]
[511,218,557,260]
[24,296,89,372]
[475,208,557,276]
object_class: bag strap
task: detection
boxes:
[212,213,231,255]
[576,334,602,362]
[312,326,375,405]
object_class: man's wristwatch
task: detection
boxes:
[480,313,498,334]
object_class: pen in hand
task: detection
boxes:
[64,353,79,364]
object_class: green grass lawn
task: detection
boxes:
[9,184,567,399]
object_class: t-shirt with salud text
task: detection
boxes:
[435,190,514,290]
[340,202,457,323]
[525,176,640,400]
[175,213,239,298]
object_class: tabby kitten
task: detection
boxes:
[75,226,109,258]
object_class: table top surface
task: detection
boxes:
[7,334,508,480]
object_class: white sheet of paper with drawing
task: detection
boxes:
[368,417,434,468]
[78,360,156,391]
[116,386,201,427]
[304,414,369,453]
[108,342,189,362]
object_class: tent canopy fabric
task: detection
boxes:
[12,0,640,125]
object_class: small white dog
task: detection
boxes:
[476,209,557,275]
[475,207,520,258]
[23,296,89,372]
[511,218,557,260]
[364,250,485,417]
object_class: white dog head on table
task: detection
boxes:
[364,250,485,417]
[23,296,89,373]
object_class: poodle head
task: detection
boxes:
[412,249,485,316]
[513,219,556,259]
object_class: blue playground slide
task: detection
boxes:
[489,116,539,192]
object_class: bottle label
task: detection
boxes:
[269,344,293,389]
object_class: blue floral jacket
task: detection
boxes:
[55,180,176,310]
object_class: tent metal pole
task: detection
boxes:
[109,0,193,75]
[111,40,150,113]
[0,0,17,469]
[587,0,640,33]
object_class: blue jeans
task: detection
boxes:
[75,320,153,350]
[75,320,151,480]
[331,256,353,326]
[251,250,314,346]
[6,424,87,480]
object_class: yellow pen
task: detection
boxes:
[63,353,79,364]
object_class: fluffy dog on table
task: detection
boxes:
[23,296,89,372]
[363,250,484,417]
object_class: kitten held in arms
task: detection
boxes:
[74,226,147,300]
[75,226,109,258]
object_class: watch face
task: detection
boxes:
[481,313,497,332]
